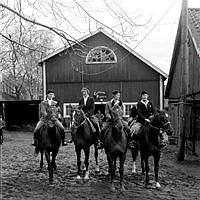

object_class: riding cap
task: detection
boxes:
[47,89,55,94]
[81,87,90,94]
[112,90,121,95]
[141,91,148,95]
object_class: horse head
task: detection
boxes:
[151,110,173,136]
[110,104,123,130]
[72,107,86,128]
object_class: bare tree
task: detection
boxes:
[0,0,150,98]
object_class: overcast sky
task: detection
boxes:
[129,0,200,74]
[2,0,200,75]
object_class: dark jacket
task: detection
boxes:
[105,99,123,119]
[39,100,59,121]
[137,100,154,125]
[79,96,95,117]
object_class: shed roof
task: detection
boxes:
[165,8,200,98]
[39,29,167,79]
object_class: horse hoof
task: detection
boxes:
[76,175,81,180]
[132,169,136,174]
[84,171,89,180]
[120,185,126,192]
[111,186,116,192]
[156,182,161,188]
[95,166,100,173]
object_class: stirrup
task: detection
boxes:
[68,139,73,143]
[62,141,68,146]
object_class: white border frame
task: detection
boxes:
[63,103,78,118]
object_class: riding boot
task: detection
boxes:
[68,135,74,143]
[68,126,76,143]
[60,129,67,146]
[31,130,40,156]
[128,134,137,149]
[159,132,168,148]
[95,130,103,149]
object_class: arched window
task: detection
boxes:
[86,46,117,64]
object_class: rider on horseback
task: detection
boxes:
[32,90,67,154]
[68,87,103,149]
[101,90,131,145]
[131,91,167,148]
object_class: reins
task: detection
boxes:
[147,119,171,131]
[72,109,86,129]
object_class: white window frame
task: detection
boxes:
[123,102,137,117]
[63,103,78,118]
[85,46,117,64]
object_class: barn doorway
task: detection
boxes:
[95,102,106,121]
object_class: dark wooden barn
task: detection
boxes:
[39,29,167,125]
[165,8,200,156]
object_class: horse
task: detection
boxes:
[103,104,128,192]
[38,121,62,184]
[71,107,99,180]
[129,110,173,188]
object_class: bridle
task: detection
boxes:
[148,117,171,132]
[72,109,86,129]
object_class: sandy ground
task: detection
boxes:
[0,130,200,200]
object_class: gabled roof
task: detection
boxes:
[39,29,167,79]
[165,8,200,98]
[188,8,200,56]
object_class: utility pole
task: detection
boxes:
[177,0,189,161]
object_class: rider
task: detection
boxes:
[102,90,131,145]
[68,87,103,149]
[135,91,167,147]
[32,90,67,154]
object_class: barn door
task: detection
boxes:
[193,104,200,156]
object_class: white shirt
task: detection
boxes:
[141,99,149,107]
[47,99,53,106]
[83,95,89,106]
[112,99,120,105]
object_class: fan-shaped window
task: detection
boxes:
[86,46,117,64]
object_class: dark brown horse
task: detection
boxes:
[38,121,62,183]
[129,110,173,188]
[71,107,99,180]
[103,104,128,192]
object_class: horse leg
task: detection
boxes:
[75,146,81,179]
[84,147,90,180]
[40,149,44,170]
[113,156,117,177]
[141,153,145,175]
[131,148,138,173]
[144,157,150,186]
[106,152,115,192]
[45,150,53,183]
[110,156,116,192]
[119,154,126,192]
[154,152,161,188]
[52,149,59,174]
[94,145,99,173]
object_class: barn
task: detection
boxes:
[165,8,200,156]
[39,29,167,125]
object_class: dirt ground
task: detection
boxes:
[1,131,200,200]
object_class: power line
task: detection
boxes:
[133,0,177,50]
[74,0,177,76]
